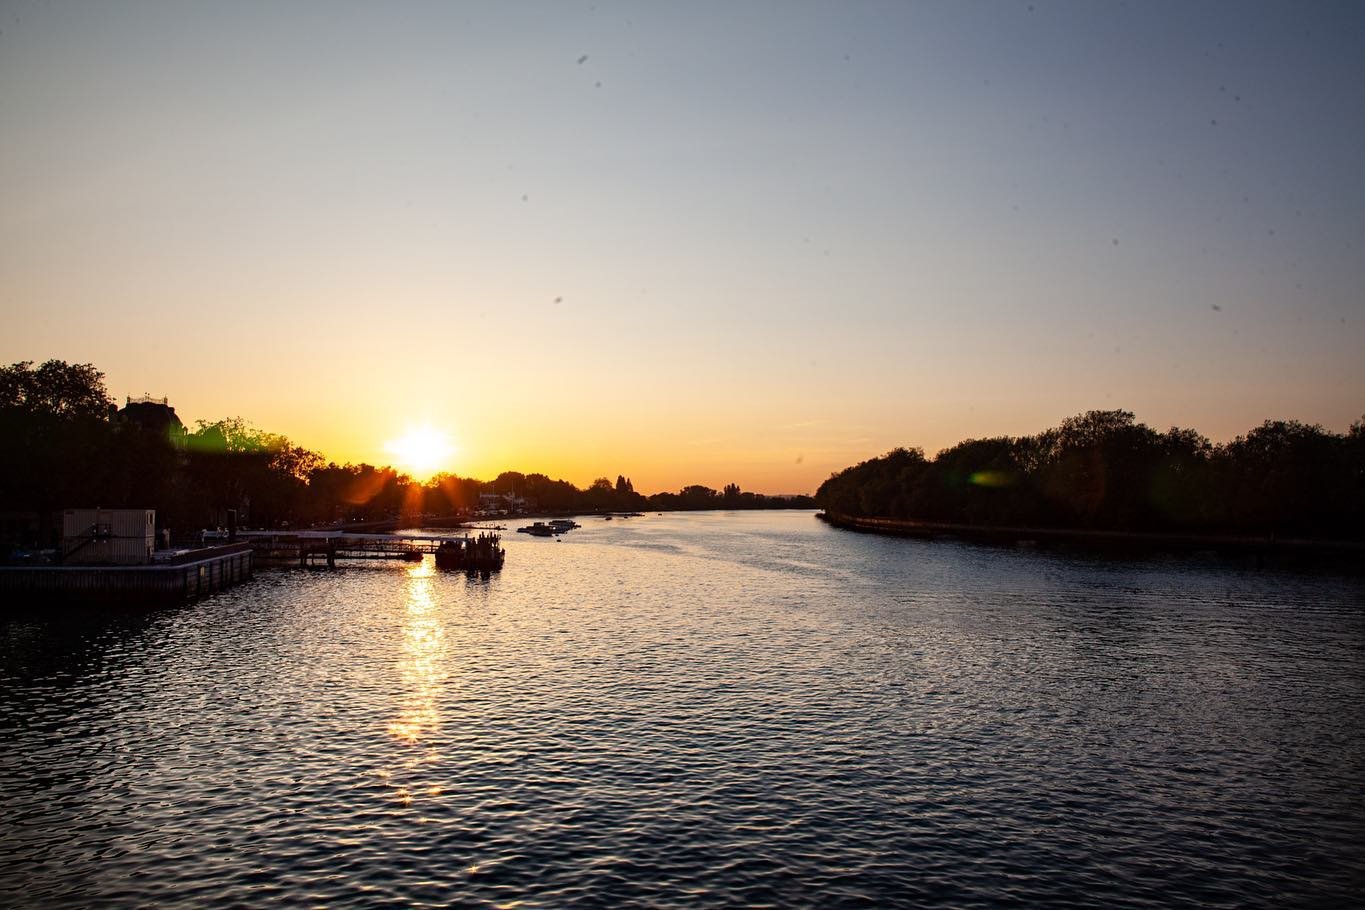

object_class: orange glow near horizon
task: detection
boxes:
[383,424,457,483]
[3,6,1364,501]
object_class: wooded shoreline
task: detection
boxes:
[814,410,1364,546]
[818,511,1365,567]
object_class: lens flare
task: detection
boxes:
[967,469,1015,488]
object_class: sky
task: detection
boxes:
[2,1,1362,492]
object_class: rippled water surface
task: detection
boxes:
[2,511,1363,907]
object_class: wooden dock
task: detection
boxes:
[239,531,469,568]
[0,543,254,605]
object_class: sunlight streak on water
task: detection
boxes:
[383,561,451,817]
[0,512,1361,907]
[388,562,445,747]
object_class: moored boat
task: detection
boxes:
[434,534,505,571]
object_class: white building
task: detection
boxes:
[477,493,528,514]
[61,509,155,565]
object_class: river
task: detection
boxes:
[2,510,1361,907]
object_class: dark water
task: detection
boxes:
[2,511,1362,907]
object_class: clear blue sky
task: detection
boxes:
[2,1,1362,491]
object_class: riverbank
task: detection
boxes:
[818,511,1365,568]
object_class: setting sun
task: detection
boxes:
[383,424,456,481]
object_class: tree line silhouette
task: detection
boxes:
[816,409,1365,539]
[0,360,813,548]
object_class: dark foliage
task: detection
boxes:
[816,409,1365,539]
[0,360,814,549]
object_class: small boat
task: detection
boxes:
[517,522,556,536]
[548,519,580,532]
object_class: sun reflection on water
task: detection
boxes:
[384,560,448,806]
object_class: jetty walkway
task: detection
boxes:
[239,530,466,567]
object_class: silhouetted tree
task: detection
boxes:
[0,361,117,534]
[0,360,112,420]
[816,409,1363,539]
[0,357,828,549]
